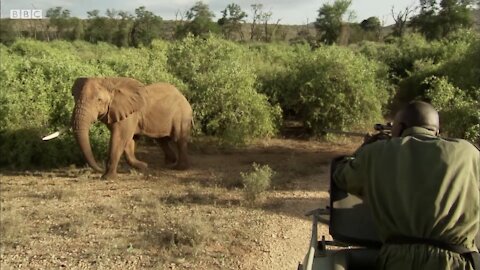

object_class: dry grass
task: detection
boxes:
[0,138,356,269]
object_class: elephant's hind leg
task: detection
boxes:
[174,138,189,170]
[124,139,148,171]
[158,137,177,165]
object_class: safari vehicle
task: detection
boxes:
[298,157,480,270]
[297,157,380,270]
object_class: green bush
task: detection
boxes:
[167,35,281,144]
[241,163,274,202]
[357,30,479,119]
[357,34,442,79]
[93,40,185,87]
[0,126,108,169]
[2,34,478,169]
[424,76,479,143]
[247,43,310,109]
[286,45,390,133]
[0,40,111,169]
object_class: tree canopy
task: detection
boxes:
[314,0,352,44]
[176,1,220,38]
[410,0,475,40]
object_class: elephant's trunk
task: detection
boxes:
[72,104,103,172]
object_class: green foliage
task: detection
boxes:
[248,42,309,107]
[357,34,437,79]
[410,0,475,40]
[241,163,274,202]
[0,127,108,169]
[218,3,248,40]
[0,40,112,168]
[84,10,115,43]
[315,0,352,44]
[360,17,381,32]
[0,19,17,45]
[424,76,479,142]
[438,34,480,93]
[131,6,163,47]
[93,39,182,86]
[357,30,479,139]
[46,7,74,40]
[2,31,479,169]
[176,1,220,38]
[167,35,280,144]
[267,45,389,133]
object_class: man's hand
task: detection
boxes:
[363,131,391,145]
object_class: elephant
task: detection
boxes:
[71,77,193,179]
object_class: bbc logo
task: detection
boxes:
[10,9,43,19]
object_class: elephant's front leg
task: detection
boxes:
[124,139,148,171]
[102,126,132,180]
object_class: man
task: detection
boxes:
[333,101,480,269]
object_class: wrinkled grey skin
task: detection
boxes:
[71,77,193,179]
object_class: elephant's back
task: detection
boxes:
[145,83,190,107]
[145,83,183,96]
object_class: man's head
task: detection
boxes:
[391,101,440,137]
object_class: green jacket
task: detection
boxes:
[334,126,480,270]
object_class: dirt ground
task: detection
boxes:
[0,138,359,270]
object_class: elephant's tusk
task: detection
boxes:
[42,131,61,141]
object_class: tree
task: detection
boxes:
[409,0,442,39]
[84,10,113,43]
[70,18,84,41]
[131,6,162,47]
[250,4,263,40]
[391,5,414,37]
[249,3,279,42]
[356,16,382,41]
[0,19,17,45]
[46,7,73,40]
[176,1,219,38]
[218,3,247,40]
[410,0,474,40]
[314,0,352,45]
[360,16,381,32]
[113,11,133,47]
[438,0,474,36]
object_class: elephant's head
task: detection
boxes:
[71,77,145,172]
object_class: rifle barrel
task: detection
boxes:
[324,130,366,137]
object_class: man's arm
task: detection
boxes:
[333,146,371,196]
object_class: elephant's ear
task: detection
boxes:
[106,78,146,123]
[71,77,88,98]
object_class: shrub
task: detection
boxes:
[0,40,111,168]
[247,42,310,109]
[285,45,390,133]
[424,76,479,143]
[168,35,281,144]
[94,40,184,87]
[241,163,274,202]
[357,31,479,113]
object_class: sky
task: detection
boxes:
[1,0,418,25]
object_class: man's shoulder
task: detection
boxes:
[440,137,479,152]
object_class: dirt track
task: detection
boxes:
[0,138,358,269]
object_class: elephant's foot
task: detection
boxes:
[101,172,118,180]
[132,161,148,171]
[165,156,177,166]
[173,162,189,170]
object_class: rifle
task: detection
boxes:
[324,122,393,138]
